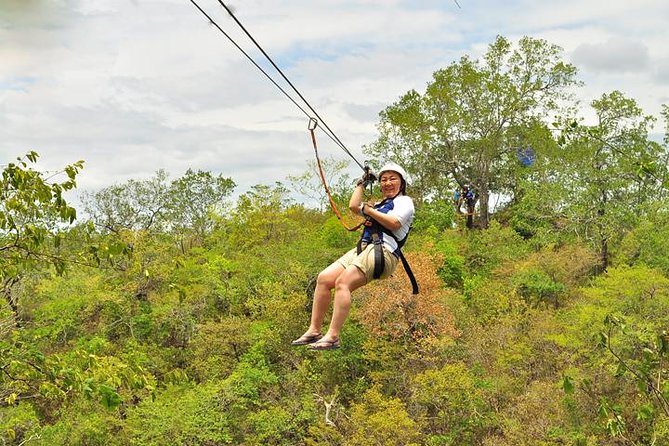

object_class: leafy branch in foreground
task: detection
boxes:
[1,152,132,322]
[1,152,83,319]
[600,314,669,417]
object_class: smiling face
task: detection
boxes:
[380,170,402,198]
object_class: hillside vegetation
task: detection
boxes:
[3,36,669,446]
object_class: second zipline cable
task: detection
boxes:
[188,0,366,170]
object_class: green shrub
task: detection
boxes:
[615,217,669,274]
[0,403,40,446]
[125,383,233,446]
[464,221,530,274]
[413,362,488,444]
[462,274,524,322]
[512,269,565,308]
[413,200,456,233]
[33,398,126,446]
[246,407,296,445]
[319,215,360,249]
[439,254,466,288]
[494,381,577,446]
[345,385,420,446]
[434,234,466,288]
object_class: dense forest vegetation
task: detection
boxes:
[3,36,669,445]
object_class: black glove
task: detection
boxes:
[356,169,377,188]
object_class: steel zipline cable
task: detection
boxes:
[187,0,311,119]
[187,0,366,171]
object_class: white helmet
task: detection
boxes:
[378,162,408,182]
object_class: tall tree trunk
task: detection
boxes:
[477,160,491,229]
[598,188,608,271]
[479,188,490,229]
[600,236,609,271]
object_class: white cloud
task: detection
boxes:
[2,0,669,203]
[572,39,650,73]
[655,58,669,85]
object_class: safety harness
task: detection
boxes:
[307,119,418,294]
[356,198,419,295]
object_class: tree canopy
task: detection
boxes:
[367,35,580,227]
[3,35,669,446]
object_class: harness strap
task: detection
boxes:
[398,250,419,295]
[356,238,364,255]
[371,232,384,280]
[359,209,419,294]
[379,226,419,295]
[356,230,385,281]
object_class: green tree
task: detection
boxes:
[81,169,171,234]
[168,168,236,251]
[223,183,296,251]
[82,169,235,249]
[368,35,579,227]
[0,153,153,435]
[556,91,668,269]
[1,152,83,321]
[287,156,353,212]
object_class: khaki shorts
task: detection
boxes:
[336,243,399,283]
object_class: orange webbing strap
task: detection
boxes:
[309,119,365,232]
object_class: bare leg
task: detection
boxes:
[305,262,344,335]
[320,265,367,342]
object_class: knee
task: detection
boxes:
[334,276,351,294]
[316,271,336,290]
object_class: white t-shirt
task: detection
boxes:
[363,195,414,254]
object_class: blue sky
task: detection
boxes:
[1,0,668,202]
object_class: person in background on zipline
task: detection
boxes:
[463,185,476,213]
[454,184,475,213]
[291,163,415,350]
[453,188,462,211]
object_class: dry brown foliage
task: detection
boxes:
[355,251,460,342]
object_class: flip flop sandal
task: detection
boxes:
[291,333,323,346]
[307,338,340,351]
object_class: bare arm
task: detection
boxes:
[348,185,401,231]
[363,205,401,231]
[348,184,365,213]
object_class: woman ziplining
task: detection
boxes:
[291,163,415,350]
[187,1,421,350]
